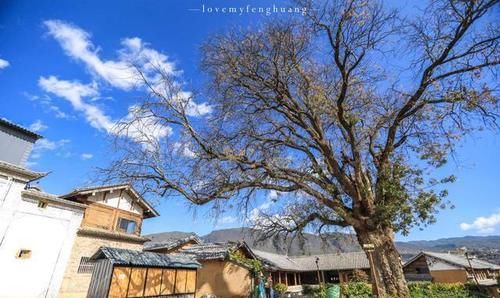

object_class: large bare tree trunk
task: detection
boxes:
[355,227,410,298]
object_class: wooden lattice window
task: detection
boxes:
[77,256,95,274]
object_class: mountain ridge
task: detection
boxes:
[201,227,500,264]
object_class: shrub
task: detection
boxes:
[340,282,372,298]
[350,269,370,282]
[408,282,490,298]
[339,281,489,298]
[274,283,288,294]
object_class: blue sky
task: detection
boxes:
[0,0,498,241]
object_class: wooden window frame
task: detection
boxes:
[116,217,138,235]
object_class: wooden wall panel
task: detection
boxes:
[83,205,114,230]
[81,202,143,235]
[186,270,196,293]
[144,268,162,297]
[160,269,176,295]
[109,267,130,298]
[127,268,147,297]
[175,270,188,293]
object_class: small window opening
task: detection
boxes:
[38,201,48,208]
[77,257,95,274]
[16,249,32,259]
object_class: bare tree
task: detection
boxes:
[103,0,499,296]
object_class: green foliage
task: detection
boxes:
[228,249,262,276]
[274,283,288,294]
[409,282,489,298]
[339,282,490,298]
[340,282,372,298]
[301,285,327,298]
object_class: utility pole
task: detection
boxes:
[315,257,322,285]
[363,244,380,297]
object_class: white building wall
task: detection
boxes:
[0,175,84,298]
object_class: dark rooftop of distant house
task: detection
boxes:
[144,231,202,251]
[91,246,201,269]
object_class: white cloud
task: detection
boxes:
[39,76,114,131]
[460,211,500,234]
[219,215,237,225]
[29,120,48,132]
[43,19,211,117]
[28,138,71,165]
[249,190,279,222]
[80,153,93,160]
[43,20,173,91]
[0,58,9,69]
[173,142,197,158]
[24,92,72,119]
[39,76,172,146]
[115,105,173,146]
[34,138,70,151]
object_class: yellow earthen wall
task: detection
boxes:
[430,270,468,283]
[196,260,252,298]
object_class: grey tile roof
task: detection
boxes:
[252,249,302,271]
[253,249,369,272]
[0,118,43,140]
[144,231,201,251]
[177,242,238,260]
[292,252,370,271]
[91,246,200,269]
[421,251,500,270]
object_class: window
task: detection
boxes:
[16,249,32,259]
[77,257,95,274]
[118,218,137,234]
[37,201,48,208]
[416,267,429,274]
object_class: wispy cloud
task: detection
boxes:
[29,120,48,132]
[80,153,93,160]
[219,215,237,225]
[460,210,500,234]
[249,190,279,222]
[39,76,113,131]
[28,138,71,166]
[40,19,210,146]
[24,92,71,119]
[39,76,172,145]
[43,20,210,112]
[0,58,9,69]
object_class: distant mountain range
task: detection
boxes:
[201,228,500,264]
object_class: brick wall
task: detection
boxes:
[58,234,143,298]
